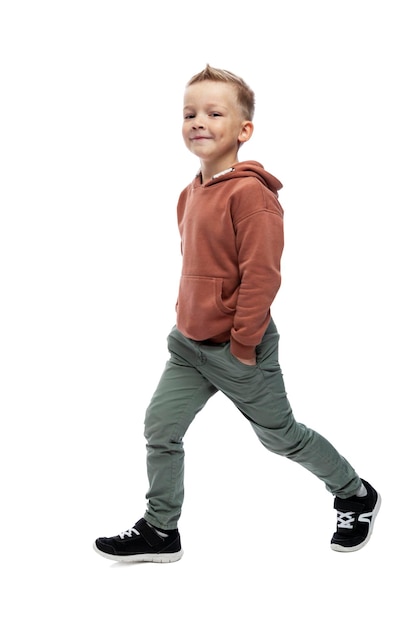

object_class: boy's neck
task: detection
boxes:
[200,160,239,184]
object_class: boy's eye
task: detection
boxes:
[183,112,222,120]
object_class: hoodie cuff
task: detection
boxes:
[230,337,256,361]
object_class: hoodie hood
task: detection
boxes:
[195,160,283,195]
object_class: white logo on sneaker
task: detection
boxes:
[358,512,373,526]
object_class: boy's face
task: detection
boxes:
[182,80,253,175]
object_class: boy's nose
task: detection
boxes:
[192,116,205,129]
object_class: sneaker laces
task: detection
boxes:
[336,510,356,529]
[119,527,140,539]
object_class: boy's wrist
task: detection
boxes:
[234,355,257,366]
[230,338,256,361]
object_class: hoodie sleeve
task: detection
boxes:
[230,182,284,360]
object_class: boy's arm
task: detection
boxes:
[230,206,284,362]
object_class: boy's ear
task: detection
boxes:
[238,120,254,144]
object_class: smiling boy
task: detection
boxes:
[94,65,380,562]
[183,79,254,183]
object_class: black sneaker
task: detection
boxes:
[331,479,381,552]
[93,518,183,563]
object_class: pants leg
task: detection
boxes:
[144,332,217,530]
[144,322,361,530]
[187,321,361,499]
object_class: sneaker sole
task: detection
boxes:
[93,542,184,563]
[331,492,381,552]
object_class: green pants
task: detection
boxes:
[144,320,360,530]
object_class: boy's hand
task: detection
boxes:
[235,356,256,366]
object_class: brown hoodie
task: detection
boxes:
[175,160,284,360]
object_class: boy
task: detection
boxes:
[94,65,380,562]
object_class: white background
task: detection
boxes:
[1,1,416,624]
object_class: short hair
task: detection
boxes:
[186,64,255,121]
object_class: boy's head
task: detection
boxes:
[186,64,255,121]
[183,65,255,178]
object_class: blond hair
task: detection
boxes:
[186,64,255,121]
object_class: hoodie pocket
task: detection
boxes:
[176,275,235,339]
